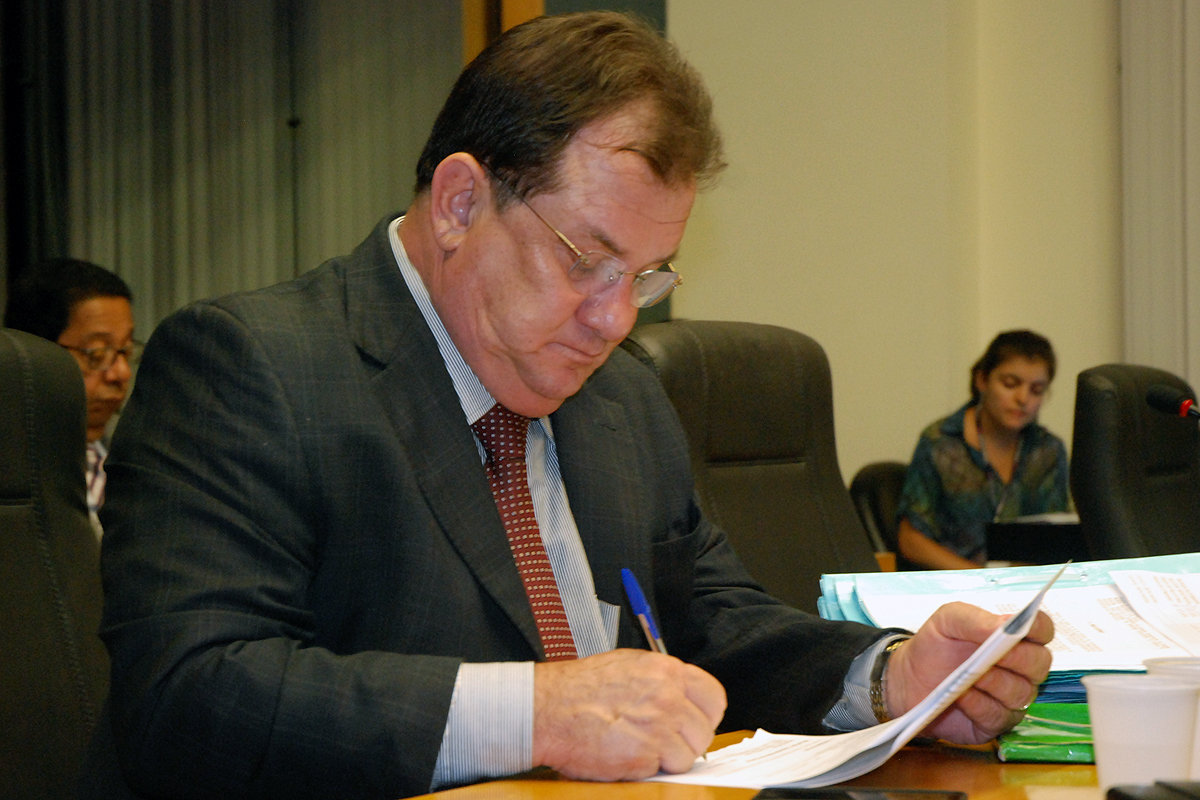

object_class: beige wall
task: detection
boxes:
[668,0,1122,482]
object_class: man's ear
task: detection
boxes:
[429,153,490,251]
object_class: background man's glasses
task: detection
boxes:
[61,341,145,372]
[488,168,683,308]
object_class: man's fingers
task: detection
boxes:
[675,696,719,761]
[924,601,1003,644]
[950,685,1020,738]
[533,649,723,780]
[681,662,728,728]
[994,638,1054,685]
[970,662,1040,711]
[1023,609,1055,646]
[662,663,723,764]
[658,729,707,774]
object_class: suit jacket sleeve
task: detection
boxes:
[101,297,466,800]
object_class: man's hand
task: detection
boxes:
[532,648,727,781]
[884,602,1054,743]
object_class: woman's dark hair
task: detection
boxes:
[969,329,1056,403]
[4,258,132,342]
[414,11,724,206]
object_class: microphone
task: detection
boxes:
[1146,383,1200,418]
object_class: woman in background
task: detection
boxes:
[896,330,1071,570]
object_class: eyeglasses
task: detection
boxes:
[60,341,144,373]
[492,173,683,309]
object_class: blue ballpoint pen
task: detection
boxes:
[621,568,707,760]
[621,568,667,654]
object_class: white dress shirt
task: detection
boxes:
[86,440,107,540]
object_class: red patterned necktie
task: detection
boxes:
[472,404,577,661]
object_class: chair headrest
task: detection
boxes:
[622,320,835,465]
[1074,363,1199,476]
[0,328,89,505]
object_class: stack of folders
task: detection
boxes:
[818,553,1200,763]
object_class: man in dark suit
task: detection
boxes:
[94,12,1052,800]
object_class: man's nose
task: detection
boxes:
[104,353,133,383]
[577,282,639,343]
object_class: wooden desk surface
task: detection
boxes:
[413,733,1100,800]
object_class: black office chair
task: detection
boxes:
[621,320,878,613]
[0,328,109,800]
[848,461,909,571]
[1071,363,1200,559]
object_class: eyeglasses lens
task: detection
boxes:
[85,342,144,371]
[631,272,678,309]
[568,254,680,308]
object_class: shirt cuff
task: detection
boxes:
[823,633,911,731]
[430,661,534,790]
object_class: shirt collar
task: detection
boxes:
[941,402,972,436]
[942,399,1044,447]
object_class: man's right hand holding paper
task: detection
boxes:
[884,601,1056,744]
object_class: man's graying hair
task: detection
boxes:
[414,11,724,206]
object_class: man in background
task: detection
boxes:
[5,258,139,536]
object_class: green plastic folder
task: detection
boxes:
[996,702,1093,764]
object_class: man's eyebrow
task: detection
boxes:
[584,225,679,267]
[583,225,624,258]
[81,330,134,345]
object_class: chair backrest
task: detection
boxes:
[621,320,878,613]
[848,460,908,557]
[0,328,109,800]
[1071,363,1200,560]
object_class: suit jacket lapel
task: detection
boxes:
[341,216,543,656]
[553,385,651,626]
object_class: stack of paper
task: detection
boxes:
[819,553,1200,701]
[648,567,1063,789]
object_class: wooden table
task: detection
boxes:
[414,733,1100,800]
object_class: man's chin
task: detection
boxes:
[508,367,598,417]
[88,414,113,430]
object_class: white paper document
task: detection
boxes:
[1110,570,1200,655]
[1013,512,1080,524]
[647,564,1065,790]
[857,582,1192,671]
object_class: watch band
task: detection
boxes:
[870,637,909,724]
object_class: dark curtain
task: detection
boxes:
[1,0,68,297]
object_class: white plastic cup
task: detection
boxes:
[1083,673,1199,790]
[1145,657,1200,681]
[1144,658,1200,779]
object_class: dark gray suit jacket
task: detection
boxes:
[94,216,884,800]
